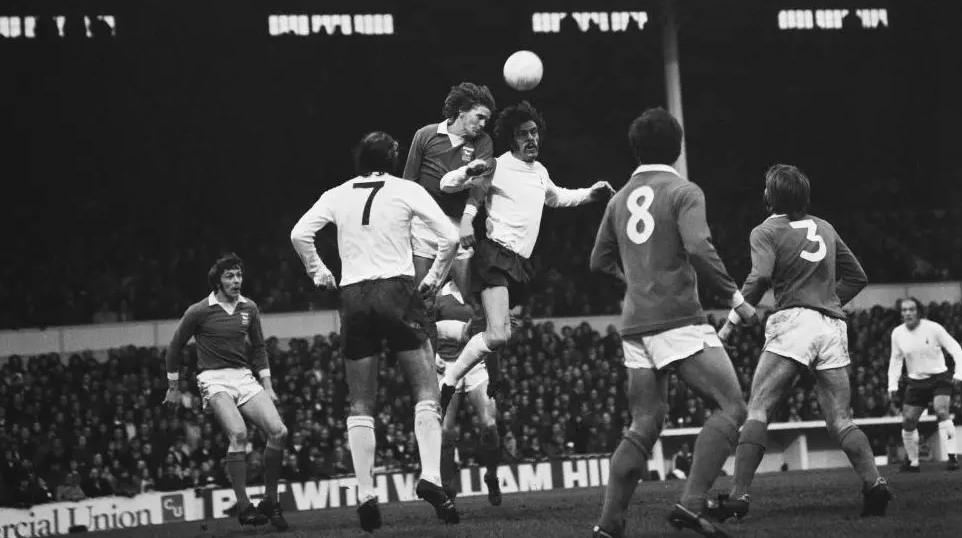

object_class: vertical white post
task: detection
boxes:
[662,0,688,177]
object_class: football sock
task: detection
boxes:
[443,334,491,386]
[440,430,459,491]
[598,430,652,533]
[682,412,739,511]
[414,401,443,486]
[347,416,377,503]
[730,419,768,499]
[902,428,920,465]
[225,451,251,508]
[262,443,284,503]
[479,425,501,476]
[939,419,958,459]
[838,424,881,488]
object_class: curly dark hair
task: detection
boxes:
[494,101,546,154]
[207,253,243,292]
[441,82,496,121]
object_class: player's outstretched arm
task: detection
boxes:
[290,192,337,289]
[887,331,905,398]
[440,138,496,193]
[459,179,489,248]
[410,185,459,292]
[589,200,625,283]
[164,306,202,405]
[675,185,744,309]
[834,236,868,306]
[544,175,601,208]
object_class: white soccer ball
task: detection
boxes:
[503,50,543,91]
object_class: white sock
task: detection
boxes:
[939,420,958,459]
[443,333,490,386]
[902,428,920,465]
[347,416,377,503]
[414,400,442,486]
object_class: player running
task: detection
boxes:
[588,108,753,538]
[404,82,497,305]
[437,100,614,412]
[710,164,891,521]
[433,279,504,510]
[290,131,460,532]
[164,254,288,530]
[888,296,962,472]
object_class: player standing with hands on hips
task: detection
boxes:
[710,164,891,522]
[438,101,614,414]
[290,132,461,532]
[888,297,962,472]
[589,108,753,538]
[164,254,289,531]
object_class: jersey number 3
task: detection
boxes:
[626,186,655,245]
[790,219,827,262]
[353,181,385,226]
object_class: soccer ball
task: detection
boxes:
[503,50,543,91]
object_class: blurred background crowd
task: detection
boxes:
[3,301,960,507]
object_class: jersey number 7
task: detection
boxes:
[790,219,827,263]
[353,181,385,226]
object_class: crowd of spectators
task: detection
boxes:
[3,300,960,508]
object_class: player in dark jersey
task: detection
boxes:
[709,164,891,521]
[589,108,754,538]
[164,254,288,530]
[403,82,497,305]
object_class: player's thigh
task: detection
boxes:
[813,316,852,370]
[625,366,670,426]
[238,390,285,436]
[345,354,380,414]
[744,351,802,421]
[480,285,511,341]
[466,380,497,427]
[377,278,431,354]
[208,392,247,438]
[812,367,855,429]
[674,345,744,412]
[339,284,381,362]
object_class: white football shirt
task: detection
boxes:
[888,318,962,392]
[291,173,458,287]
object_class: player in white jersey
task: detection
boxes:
[432,280,505,510]
[290,132,460,531]
[888,297,962,471]
[435,101,614,412]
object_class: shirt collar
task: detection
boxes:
[437,121,465,148]
[208,292,248,307]
[632,164,680,176]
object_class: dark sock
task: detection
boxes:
[838,425,881,488]
[480,426,501,477]
[225,451,250,508]
[730,419,768,499]
[263,445,284,503]
[682,412,740,510]
[598,431,652,532]
[440,431,459,490]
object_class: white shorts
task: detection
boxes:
[764,307,850,370]
[411,215,474,260]
[436,355,489,394]
[622,324,722,370]
[196,368,263,410]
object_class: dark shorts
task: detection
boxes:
[339,277,430,361]
[903,371,955,408]
[472,238,534,309]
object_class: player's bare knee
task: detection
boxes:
[719,396,748,425]
[269,423,288,444]
[484,324,510,350]
[827,418,855,440]
[227,428,248,447]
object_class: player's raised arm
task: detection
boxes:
[410,184,458,290]
[589,200,625,283]
[887,331,905,395]
[544,175,612,208]
[675,184,742,308]
[835,236,869,306]
[740,226,776,306]
[164,306,202,385]
[290,191,337,288]
[247,304,271,380]
[402,129,425,181]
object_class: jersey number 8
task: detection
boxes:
[626,186,655,245]
[790,219,827,263]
